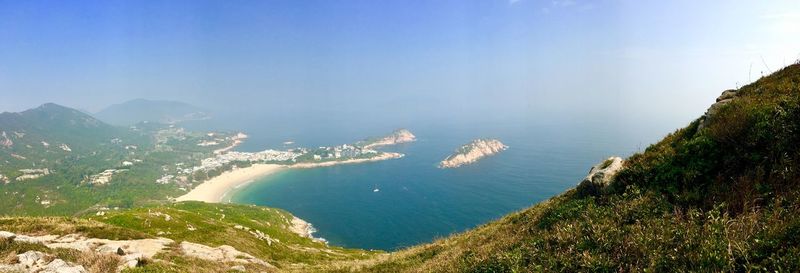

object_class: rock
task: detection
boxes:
[17,251,47,267]
[230,265,246,272]
[0,264,26,272]
[180,241,273,267]
[699,89,740,130]
[96,245,126,255]
[716,89,737,102]
[14,235,44,244]
[121,253,143,268]
[0,231,16,240]
[42,259,86,273]
[577,157,624,196]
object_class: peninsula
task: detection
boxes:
[438,139,508,168]
[357,129,416,149]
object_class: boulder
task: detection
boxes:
[699,89,740,130]
[42,259,87,273]
[716,89,738,102]
[0,231,16,240]
[17,251,47,267]
[180,241,273,268]
[577,157,624,196]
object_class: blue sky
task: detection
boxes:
[1,0,799,128]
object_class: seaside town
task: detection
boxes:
[154,129,414,186]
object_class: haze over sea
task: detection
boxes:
[183,113,678,251]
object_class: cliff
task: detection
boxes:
[438,139,508,168]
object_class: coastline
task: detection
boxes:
[175,152,404,203]
[175,163,285,203]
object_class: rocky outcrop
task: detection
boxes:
[0,250,87,273]
[179,241,273,268]
[698,89,739,130]
[0,230,172,270]
[360,129,416,149]
[576,157,624,196]
[438,139,508,169]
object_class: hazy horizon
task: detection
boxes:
[2,1,799,130]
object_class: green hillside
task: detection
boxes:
[1,202,379,272]
[327,64,800,272]
[0,104,240,215]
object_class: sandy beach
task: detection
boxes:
[176,152,403,203]
[176,163,285,203]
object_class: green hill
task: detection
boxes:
[0,103,240,216]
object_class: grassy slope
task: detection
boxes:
[0,106,240,215]
[1,202,380,272]
[333,64,800,272]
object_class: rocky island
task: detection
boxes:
[439,139,508,168]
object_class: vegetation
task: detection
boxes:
[0,104,239,215]
[1,202,380,272]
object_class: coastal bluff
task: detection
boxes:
[439,139,508,168]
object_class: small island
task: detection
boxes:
[439,139,508,169]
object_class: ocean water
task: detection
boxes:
[185,115,671,250]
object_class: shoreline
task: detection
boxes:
[175,152,404,203]
[175,163,285,203]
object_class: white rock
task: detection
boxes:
[0,231,16,240]
[43,259,87,273]
[17,250,46,267]
[577,157,624,195]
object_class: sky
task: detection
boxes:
[1,0,799,129]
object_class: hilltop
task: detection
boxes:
[94,99,210,126]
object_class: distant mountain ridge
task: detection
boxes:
[94,99,210,126]
[0,103,127,156]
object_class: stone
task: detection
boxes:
[717,89,737,102]
[42,259,87,273]
[0,231,16,240]
[577,157,624,196]
[95,244,121,255]
[699,89,740,130]
[179,241,273,268]
[17,251,46,267]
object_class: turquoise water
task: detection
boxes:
[213,118,659,250]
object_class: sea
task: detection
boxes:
[183,113,678,251]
